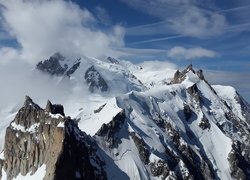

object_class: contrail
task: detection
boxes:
[218,4,250,13]
[130,35,185,45]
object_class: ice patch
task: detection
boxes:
[48,113,64,119]
[57,122,64,128]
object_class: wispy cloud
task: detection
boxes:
[0,0,125,64]
[167,46,217,60]
[94,6,112,26]
[123,0,250,46]
[121,0,227,38]
[218,4,250,13]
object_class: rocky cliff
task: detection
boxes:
[0,96,106,180]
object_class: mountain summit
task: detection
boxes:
[0,54,249,180]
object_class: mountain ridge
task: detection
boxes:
[0,53,249,179]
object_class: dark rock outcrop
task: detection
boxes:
[94,103,107,114]
[183,104,192,121]
[228,141,250,180]
[199,116,211,130]
[96,110,125,148]
[150,160,169,178]
[85,66,108,93]
[130,132,150,164]
[106,57,119,64]
[170,65,208,85]
[164,122,215,180]
[36,53,81,78]
[36,52,68,76]
[170,64,195,84]
[187,84,201,103]
[65,59,81,77]
[196,69,205,80]
[55,120,107,180]
[45,100,65,116]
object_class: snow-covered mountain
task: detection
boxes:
[0,53,249,180]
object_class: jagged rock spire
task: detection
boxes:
[45,100,65,116]
[36,52,68,76]
[187,64,193,71]
[196,69,205,80]
[45,100,53,112]
[170,64,206,84]
[22,95,41,110]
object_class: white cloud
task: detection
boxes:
[0,47,19,64]
[169,7,226,37]
[0,0,125,64]
[139,60,177,71]
[167,46,217,60]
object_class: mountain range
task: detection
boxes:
[0,53,249,180]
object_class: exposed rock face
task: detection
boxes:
[164,122,215,180]
[199,116,211,130]
[196,69,205,80]
[2,96,65,180]
[228,141,250,180]
[65,59,81,77]
[170,65,208,85]
[130,132,150,164]
[106,57,119,64]
[36,52,68,76]
[36,53,82,78]
[55,120,107,180]
[170,64,195,84]
[94,103,107,114]
[96,110,125,148]
[183,104,192,121]
[85,66,109,93]
[187,84,201,103]
[149,160,169,178]
[1,97,106,180]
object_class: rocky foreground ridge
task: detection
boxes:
[0,96,107,180]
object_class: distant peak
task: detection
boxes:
[51,52,65,61]
[36,52,68,76]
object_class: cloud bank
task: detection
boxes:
[0,0,125,64]
[167,46,217,60]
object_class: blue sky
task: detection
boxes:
[73,0,250,69]
[0,0,249,101]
